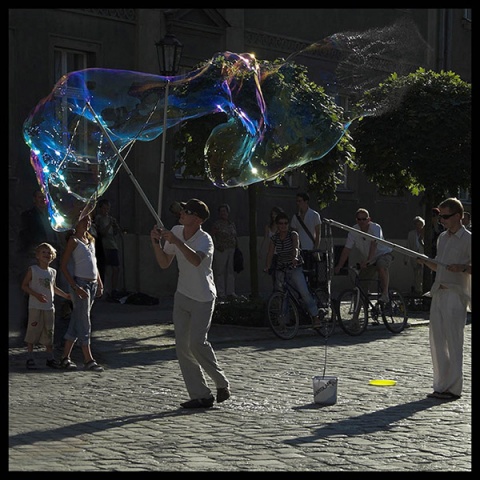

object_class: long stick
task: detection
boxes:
[157,80,169,218]
[85,101,164,228]
[323,218,447,267]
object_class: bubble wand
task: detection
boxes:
[323,218,447,267]
[85,101,164,228]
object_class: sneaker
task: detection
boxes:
[26,359,37,370]
[180,397,215,409]
[379,294,390,303]
[216,387,231,403]
[84,360,104,372]
[59,357,77,370]
[46,358,60,369]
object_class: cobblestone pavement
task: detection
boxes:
[9,299,471,472]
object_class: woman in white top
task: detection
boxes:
[60,214,104,372]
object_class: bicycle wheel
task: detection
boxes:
[336,289,369,336]
[381,289,408,333]
[312,288,336,338]
[267,292,300,339]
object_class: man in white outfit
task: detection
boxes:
[419,197,471,400]
[150,199,231,409]
[334,208,393,303]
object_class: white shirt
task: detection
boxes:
[28,264,56,311]
[290,208,322,250]
[344,222,393,260]
[163,225,217,302]
[432,226,471,310]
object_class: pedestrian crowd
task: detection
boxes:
[15,188,471,407]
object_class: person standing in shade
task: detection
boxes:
[259,206,285,258]
[18,190,60,266]
[94,198,122,298]
[462,211,471,231]
[419,198,471,400]
[150,199,231,409]
[211,203,238,300]
[260,206,285,285]
[405,216,425,294]
[431,208,445,258]
[21,242,71,369]
[60,214,104,372]
[290,192,322,281]
[334,208,393,303]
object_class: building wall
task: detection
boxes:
[9,9,471,332]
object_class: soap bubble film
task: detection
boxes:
[23,18,429,230]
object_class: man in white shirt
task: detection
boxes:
[334,208,393,303]
[290,192,322,251]
[290,192,322,283]
[419,197,471,400]
[150,198,231,409]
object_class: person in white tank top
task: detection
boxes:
[60,214,105,372]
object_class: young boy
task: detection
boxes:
[21,242,71,369]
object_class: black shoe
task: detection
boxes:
[46,358,60,369]
[427,391,461,400]
[26,359,37,370]
[216,387,231,403]
[180,397,215,409]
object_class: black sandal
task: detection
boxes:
[60,357,77,370]
[84,360,104,372]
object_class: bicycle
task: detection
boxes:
[336,264,408,336]
[266,220,338,337]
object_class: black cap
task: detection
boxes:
[180,198,210,221]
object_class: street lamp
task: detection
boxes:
[155,10,183,219]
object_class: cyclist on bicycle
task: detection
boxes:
[334,208,393,303]
[265,212,321,326]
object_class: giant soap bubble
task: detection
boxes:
[23,17,429,231]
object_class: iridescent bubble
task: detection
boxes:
[23,18,428,230]
[23,54,348,230]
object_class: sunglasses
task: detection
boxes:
[438,213,457,220]
[356,217,368,221]
[182,208,198,217]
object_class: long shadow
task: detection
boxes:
[9,407,219,448]
[285,398,446,444]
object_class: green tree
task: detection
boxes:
[173,56,355,297]
[352,68,471,290]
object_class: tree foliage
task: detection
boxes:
[353,68,471,292]
[172,56,355,206]
[353,68,471,202]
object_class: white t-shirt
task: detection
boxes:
[163,225,217,302]
[345,222,393,261]
[28,264,56,311]
[290,208,322,250]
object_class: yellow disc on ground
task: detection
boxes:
[369,379,397,386]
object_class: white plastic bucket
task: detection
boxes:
[312,375,338,405]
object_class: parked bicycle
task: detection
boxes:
[336,264,408,336]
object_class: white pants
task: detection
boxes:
[429,288,467,396]
[213,247,235,297]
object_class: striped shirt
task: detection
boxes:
[271,230,302,269]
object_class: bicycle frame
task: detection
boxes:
[336,265,408,336]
